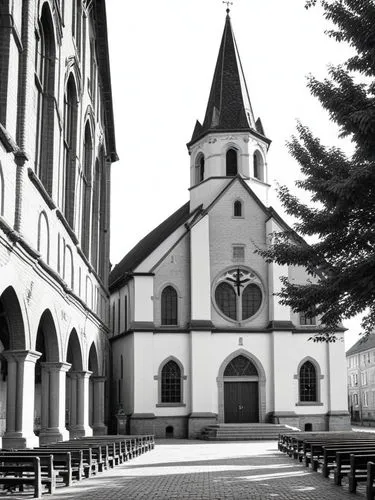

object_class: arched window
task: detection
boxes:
[161,286,178,325]
[35,4,56,195]
[64,245,74,290]
[253,150,264,181]
[37,212,50,264]
[81,122,93,257]
[233,200,242,217]
[226,149,238,176]
[72,0,82,58]
[98,148,107,279]
[120,355,123,379]
[300,310,316,326]
[215,282,237,320]
[64,75,78,228]
[242,284,262,320]
[299,361,317,402]
[161,360,181,403]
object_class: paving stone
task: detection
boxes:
[4,440,368,499]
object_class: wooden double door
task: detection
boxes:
[224,381,259,423]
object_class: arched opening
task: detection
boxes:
[88,342,99,428]
[64,244,74,290]
[66,329,83,433]
[64,74,78,228]
[34,310,60,436]
[195,154,205,184]
[165,425,174,439]
[161,286,178,326]
[0,287,26,440]
[233,200,242,217]
[226,148,238,176]
[253,150,264,181]
[223,354,259,423]
[81,122,93,258]
[98,148,107,280]
[35,3,56,195]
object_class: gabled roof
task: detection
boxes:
[109,202,202,291]
[187,11,270,148]
[346,334,375,356]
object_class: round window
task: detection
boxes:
[214,268,263,322]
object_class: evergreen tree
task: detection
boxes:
[257,0,375,341]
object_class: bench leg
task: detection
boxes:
[349,475,357,493]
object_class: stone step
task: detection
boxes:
[200,423,300,441]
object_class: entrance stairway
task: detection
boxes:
[200,423,300,441]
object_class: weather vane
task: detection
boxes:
[223,1,233,12]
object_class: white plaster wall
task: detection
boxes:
[327,337,349,411]
[133,332,155,413]
[111,334,134,414]
[190,216,211,321]
[133,276,153,322]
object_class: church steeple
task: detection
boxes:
[188,11,271,210]
[188,11,270,147]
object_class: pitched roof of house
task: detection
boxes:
[109,202,201,291]
[346,334,375,356]
[187,12,270,148]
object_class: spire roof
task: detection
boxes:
[188,12,270,147]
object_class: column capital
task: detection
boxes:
[41,362,71,373]
[2,350,42,363]
[91,376,106,383]
[68,370,93,380]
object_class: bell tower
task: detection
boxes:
[187,10,271,211]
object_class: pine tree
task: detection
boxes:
[257,0,375,341]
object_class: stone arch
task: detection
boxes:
[66,329,83,371]
[34,309,60,434]
[37,211,50,263]
[217,349,266,423]
[0,286,26,351]
[88,341,99,427]
[88,342,99,376]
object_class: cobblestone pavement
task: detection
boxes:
[31,439,365,500]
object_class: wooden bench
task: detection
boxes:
[303,440,375,468]
[38,444,100,477]
[1,449,82,486]
[0,454,54,498]
[347,453,375,493]
[367,461,375,500]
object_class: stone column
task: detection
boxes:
[2,350,41,449]
[91,376,107,435]
[69,371,93,438]
[39,362,71,444]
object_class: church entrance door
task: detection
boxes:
[222,355,260,423]
[224,381,259,423]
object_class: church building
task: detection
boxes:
[109,10,350,438]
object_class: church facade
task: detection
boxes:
[0,0,117,448]
[109,12,350,438]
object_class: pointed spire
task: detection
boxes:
[188,12,270,147]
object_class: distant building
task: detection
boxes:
[0,0,117,448]
[347,335,375,425]
[108,11,350,438]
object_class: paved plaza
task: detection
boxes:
[33,439,365,500]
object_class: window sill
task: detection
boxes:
[156,403,186,408]
[295,402,323,407]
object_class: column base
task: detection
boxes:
[69,425,93,439]
[92,424,108,436]
[39,427,70,445]
[2,432,39,450]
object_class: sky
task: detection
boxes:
[105,0,362,349]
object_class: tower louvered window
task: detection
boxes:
[226,149,238,176]
[161,361,181,403]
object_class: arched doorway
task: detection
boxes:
[0,297,10,438]
[88,342,99,427]
[217,350,266,424]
